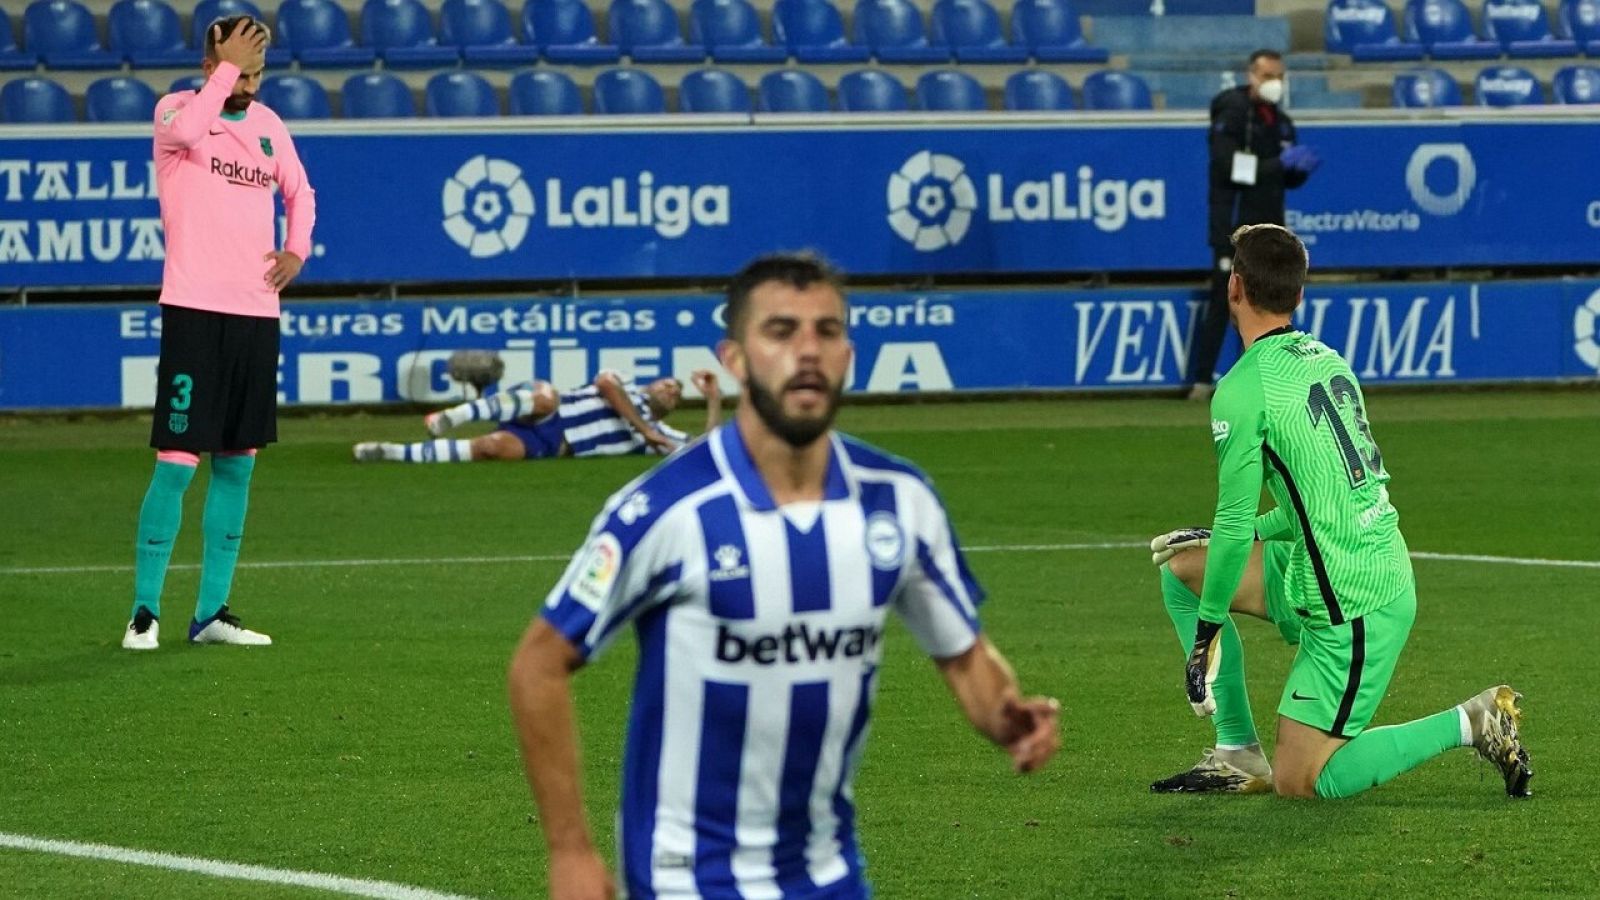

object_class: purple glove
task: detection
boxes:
[1280,144,1321,174]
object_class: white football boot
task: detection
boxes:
[122,607,159,651]
[189,606,272,646]
[1461,685,1533,797]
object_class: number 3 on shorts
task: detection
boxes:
[170,373,193,411]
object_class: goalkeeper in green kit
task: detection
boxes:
[1147,224,1533,799]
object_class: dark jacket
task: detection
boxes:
[1207,85,1307,251]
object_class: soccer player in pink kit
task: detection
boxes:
[122,16,316,650]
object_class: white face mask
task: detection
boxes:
[1257,77,1286,105]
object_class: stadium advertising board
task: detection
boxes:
[1,117,1597,287]
[2,278,1595,410]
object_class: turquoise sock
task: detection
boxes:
[1160,565,1259,747]
[132,460,197,619]
[1314,708,1467,798]
[195,454,255,624]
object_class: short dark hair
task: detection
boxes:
[1230,224,1307,315]
[204,15,270,60]
[723,252,846,341]
[1248,49,1283,68]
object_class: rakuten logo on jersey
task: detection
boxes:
[716,622,884,665]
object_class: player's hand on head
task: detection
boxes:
[1001,695,1061,774]
[549,849,615,900]
[214,21,268,70]
[1150,527,1211,566]
[263,251,303,291]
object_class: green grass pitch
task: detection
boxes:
[2,390,1597,898]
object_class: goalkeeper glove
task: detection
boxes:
[1150,527,1211,566]
[1185,619,1224,717]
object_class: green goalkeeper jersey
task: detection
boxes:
[1198,327,1414,628]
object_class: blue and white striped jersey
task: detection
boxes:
[555,381,689,458]
[542,423,985,899]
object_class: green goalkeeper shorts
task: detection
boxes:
[1262,541,1303,646]
[1277,588,1417,739]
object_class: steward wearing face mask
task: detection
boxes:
[1188,48,1321,400]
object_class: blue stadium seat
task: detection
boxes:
[341,71,416,116]
[1003,69,1074,109]
[258,73,333,117]
[1475,64,1544,102]
[1081,70,1151,109]
[679,68,751,111]
[853,0,948,62]
[1556,0,1600,54]
[610,0,705,62]
[193,0,292,65]
[1392,66,1462,104]
[1552,63,1600,101]
[1009,0,1107,63]
[426,70,500,115]
[509,68,584,113]
[109,0,193,67]
[1,77,75,122]
[772,0,869,62]
[757,69,830,110]
[691,0,787,63]
[24,0,120,69]
[0,7,33,70]
[170,74,207,92]
[361,0,459,66]
[86,76,160,121]
[446,0,541,65]
[1325,0,1424,60]
[524,0,621,62]
[915,69,985,109]
[837,68,908,110]
[1482,0,1578,57]
[277,0,375,66]
[931,0,1027,62]
[1403,0,1501,59]
[592,67,666,112]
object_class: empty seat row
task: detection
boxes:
[0,0,1105,72]
[1393,62,1600,103]
[1327,0,1600,61]
[0,67,1156,121]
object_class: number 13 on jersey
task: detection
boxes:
[1306,374,1385,489]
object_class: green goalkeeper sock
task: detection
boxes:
[1314,708,1468,799]
[132,459,197,619]
[1160,565,1259,748]
[195,454,255,625]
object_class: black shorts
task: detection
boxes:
[149,304,279,452]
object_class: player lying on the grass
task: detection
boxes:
[352,369,721,463]
[1150,223,1532,799]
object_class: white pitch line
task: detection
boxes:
[0,832,474,900]
[2,543,1596,577]
[1408,550,1600,570]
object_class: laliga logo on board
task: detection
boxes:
[887,151,979,252]
[1575,288,1600,372]
[442,155,534,259]
[886,151,1168,250]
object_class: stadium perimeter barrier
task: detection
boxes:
[1,108,1598,408]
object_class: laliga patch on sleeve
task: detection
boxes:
[569,533,623,611]
[161,108,177,126]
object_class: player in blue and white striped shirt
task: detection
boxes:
[352,370,719,464]
[509,254,1061,900]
